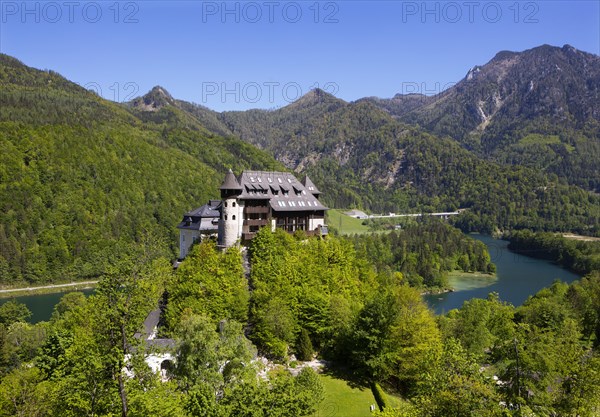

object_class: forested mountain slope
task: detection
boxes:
[363,44,600,191]
[211,90,599,235]
[121,46,600,236]
[0,54,279,285]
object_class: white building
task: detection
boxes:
[177,170,328,256]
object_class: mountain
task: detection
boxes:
[127,86,234,138]
[211,88,599,235]
[0,54,280,285]
[363,44,600,191]
[3,47,597,286]
[129,85,176,110]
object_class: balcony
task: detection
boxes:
[244,219,268,227]
[244,206,270,214]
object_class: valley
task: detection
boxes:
[0,43,599,416]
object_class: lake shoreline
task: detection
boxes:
[425,234,581,314]
[0,281,99,299]
[421,271,497,295]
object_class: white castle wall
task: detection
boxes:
[309,217,325,231]
[221,197,241,247]
[179,229,200,259]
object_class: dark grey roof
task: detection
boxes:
[142,308,161,336]
[177,201,220,231]
[133,306,176,352]
[302,175,321,195]
[146,338,176,350]
[237,171,328,212]
[220,169,242,190]
[184,200,221,217]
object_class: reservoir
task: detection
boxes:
[1,235,583,321]
[1,288,94,323]
[424,234,581,314]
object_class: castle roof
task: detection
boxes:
[220,169,242,191]
[177,200,220,231]
[301,175,321,195]
[237,171,328,212]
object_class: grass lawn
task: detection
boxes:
[326,209,371,235]
[519,133,561,146]
[448,270,497,291]
[314,374,376,417]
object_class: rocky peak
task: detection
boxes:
[130,85,176,111]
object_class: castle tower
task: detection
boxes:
[218,169,243,247]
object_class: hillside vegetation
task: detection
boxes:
[216,91,600,234]
[365,44,600,192]
[2,231,599,416]
[0,54,279,285]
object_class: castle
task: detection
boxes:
[177,170,328,258]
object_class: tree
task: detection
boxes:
[294,367,324,406]
[50,291,87,323]
[441,293,515,357]
[296,328,314,361]
[219,369,323,417]
[556,351,600,417]
[0,367,54,417]
[166,241,249,331]
[0,300,31,325]
[415,338,504,417]
[567,272,600,345]
[495,320,584,413]
[174,314,257,394]
[351,285,441,393]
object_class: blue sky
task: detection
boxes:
[1,1,599,111]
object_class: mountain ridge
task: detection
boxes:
[0,54,281,285]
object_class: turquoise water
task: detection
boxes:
[0,235,583,321]
[424,235,581,314]
[0,288,95,323]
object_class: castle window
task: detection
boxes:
[232,215,236,220]
[225,215,228,220]
[232,202,236,207]
[224,202,228,207]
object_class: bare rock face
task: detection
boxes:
[129,86,176,111]
[369,44,600,153]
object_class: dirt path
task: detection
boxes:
[0,280,99,294]
[562,233,600,242]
